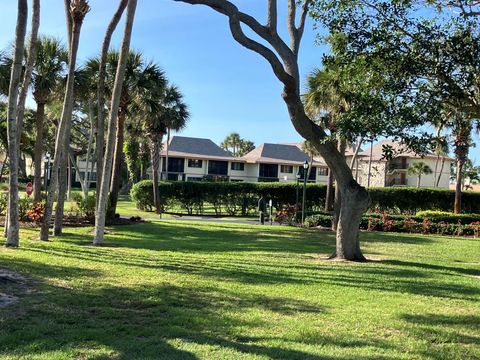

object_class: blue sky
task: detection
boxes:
[1,0,478,163]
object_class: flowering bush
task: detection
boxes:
[27,202,45,222]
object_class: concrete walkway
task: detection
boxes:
[125,214,278,226]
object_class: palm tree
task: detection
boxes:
[5,0,28,247]
[94,50,169,218]
[221,132,242,156]
[304,67,349,215]
[40,0,90,241]
[31,37,67,202]
[94,0,138,245]
[408,161,433,188]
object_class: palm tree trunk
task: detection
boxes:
[417,174,421,188]
[33,102,45,202]
[17,0,40,144]
[96,0,128,208]
[454,159,463,214]
[325,169,334,211]
[94,0,138,245]
[5,0,28,247]
[53,147,68,236]
[349,136,364,169]
[107,109,126,219]
[436,156,446,187]
[165,127,170,180]
[40,0,89,241]
[150,133,162,214]
[433,154,440,187]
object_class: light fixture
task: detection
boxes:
[303,160,308,170]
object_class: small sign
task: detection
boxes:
[26,182,33,196]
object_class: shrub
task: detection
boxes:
[18,196,33,221]
[275,205,299,226]
[72,193,96,221]
[415,210,480,224]
[130,180,155,211]
[27,202,45,222]
[304,214,332,228]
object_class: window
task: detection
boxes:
[162,157,184,173]
[280,165,293,173]
[231,162,245,171]
[187,176,203,182]
[318,167,329,176]
[208,160,229,175]
[298,167,317,181]
[188,159,203,168]
[259,164,279,179]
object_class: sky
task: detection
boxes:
[0,0,479,163]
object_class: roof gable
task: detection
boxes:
[161,136,233,158]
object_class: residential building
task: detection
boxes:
[148,136,329,183]
[356,140,453,188]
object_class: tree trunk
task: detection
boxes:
[40,0,89,241]
[33,102,45,202]
[175,0,369,260]
[332,139,347,231]
[325,169,334,212]
[433,154,440,187]
[53,148,68,236]
[436,156,446,187]
[96,0,128,208]
[17,0,40,144]
[150,133,162,214]
[107,109,126,219]
[454,159,463,214]
[417,174,421,188]
[5,0,28,247]
[282,89,369,261]
[94,0,138,245]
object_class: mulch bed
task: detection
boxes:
[0,215,146,228]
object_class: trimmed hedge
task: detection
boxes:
[130,180,326,215]
[368,187,480,214]
[415,210,480,224]
[304,213,480,237]
[130,180,480,216]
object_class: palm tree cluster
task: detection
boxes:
[220,132,254,157]
[2,0,189,247]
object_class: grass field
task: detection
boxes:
[0,220,479,359]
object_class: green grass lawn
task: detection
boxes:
[0,221,479,359]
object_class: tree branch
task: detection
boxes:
[267,0,277,32]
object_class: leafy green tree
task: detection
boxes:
[221,133,255,157]
[408,161,433,188]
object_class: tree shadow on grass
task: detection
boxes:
[399,313,480,359]
[19,237,480,302]
[0,256,416,360]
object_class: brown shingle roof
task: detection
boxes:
[241,143,326,166]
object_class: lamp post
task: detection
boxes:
[302,160,308,225]
[295,172,301,222]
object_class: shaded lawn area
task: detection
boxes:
[0,221,479,360]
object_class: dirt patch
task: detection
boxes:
[0,269,30,309]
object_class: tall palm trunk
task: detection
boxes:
[454,159,464,214]
[436,156,446,187]
[33,102,45,202]
[94,0,138,245]
[107,108,126,219]
[433,154,440,187]
[5,0,28,247]
[40,0,89,241]
[417,174,421,188]
[149,132,162,214]
[96,0,129,207]
[324,170,334,211]
[17,0,40,143]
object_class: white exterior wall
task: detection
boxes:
[405,158,451,188]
